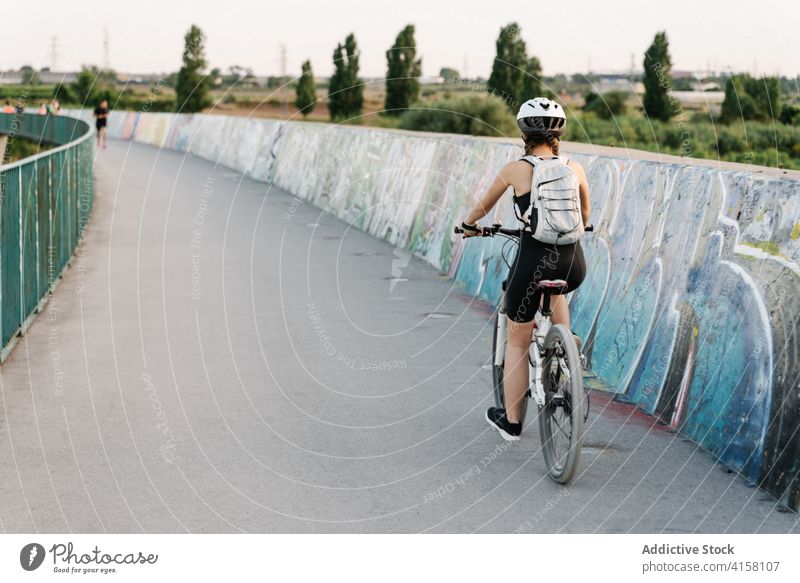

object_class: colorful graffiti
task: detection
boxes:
[64,109,800,511]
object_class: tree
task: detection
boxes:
[720,75,756,122]
[174,25,211,113]
[487,23,527,109]
[384,24,422,115]
[521,56,543,100]
[720,74,782,122]
[744,75,782,120]
[209,68,222,86]
[295,60,316,117]
[779,103,799,125]
[67,65,117,105]
[328,33,363,120]
[583,91,628,119]
[20,65,39,85]
[439,68,459,83]
[642,31,674,121]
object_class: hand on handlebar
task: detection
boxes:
[458,221,484,238]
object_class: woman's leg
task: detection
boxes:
[503,317,535,423]
[550,294,570,328]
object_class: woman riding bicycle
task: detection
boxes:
[460,97,590,441]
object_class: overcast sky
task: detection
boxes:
[2,0,798,79]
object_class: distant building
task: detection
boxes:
[0,71,23,85]
[37,70,77,84]
[586,74,644,95]
[0,68,77,85]
[671,91,725,107]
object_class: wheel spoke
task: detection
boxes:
[550,411,572,442]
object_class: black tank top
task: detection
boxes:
[514,192,531,218]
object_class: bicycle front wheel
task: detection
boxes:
[537,323,586,484]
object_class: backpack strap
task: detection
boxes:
[515,157,539,230]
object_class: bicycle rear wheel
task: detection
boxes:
[492,311,528,426]
[537,323,586,484]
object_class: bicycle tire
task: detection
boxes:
[492,311,528,426]
[537,323,585,484]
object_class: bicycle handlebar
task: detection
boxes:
[454,223,594,237]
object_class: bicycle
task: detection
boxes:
[454,223,592,484]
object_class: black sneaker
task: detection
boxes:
[485,407,521,442]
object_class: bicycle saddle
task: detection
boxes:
[536,279,568,292]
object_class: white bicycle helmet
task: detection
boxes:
[516,97,567,136]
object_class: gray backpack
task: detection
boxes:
[519,155,583,245]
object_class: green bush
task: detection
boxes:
[398,94,518,137]
[779,104,800,125]
[568,112,800,169]
[583,91,628,119]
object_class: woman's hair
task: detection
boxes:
[522,132,560,156]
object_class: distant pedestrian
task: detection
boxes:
[38,102,47,115]
[1,100,14,114]
[93,99,109,149]
[14,101,24,115]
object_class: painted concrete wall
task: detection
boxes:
[66,109,800,510]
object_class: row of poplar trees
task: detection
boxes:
[300,22,545,119]
[170,24,422,118]
[178,23,776,127]
[295,25,421,120]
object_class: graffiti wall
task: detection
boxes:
[65,109,800,511]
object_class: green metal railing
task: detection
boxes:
[0,113,94,361]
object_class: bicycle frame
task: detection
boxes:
[530,311,550,407]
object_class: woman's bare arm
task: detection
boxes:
[463,162,518,226]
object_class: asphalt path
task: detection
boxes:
[0,140,797,533]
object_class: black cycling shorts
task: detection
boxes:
[504,234,586,323]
